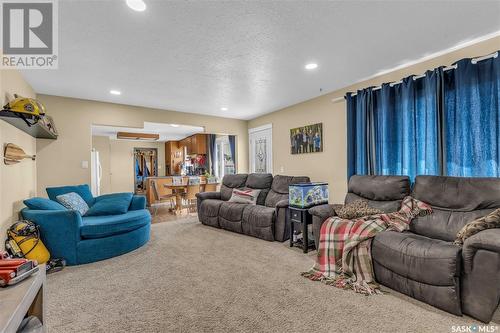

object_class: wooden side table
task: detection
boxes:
[288,207,315,253]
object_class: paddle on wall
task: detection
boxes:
[3,143,36,165]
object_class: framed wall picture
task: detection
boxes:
[290,123,323,154]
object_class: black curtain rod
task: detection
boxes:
[333,51,498,102]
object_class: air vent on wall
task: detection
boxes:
[116,132,159,141]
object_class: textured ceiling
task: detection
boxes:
[22,1,500,120]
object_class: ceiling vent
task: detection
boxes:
[116,132,159,141]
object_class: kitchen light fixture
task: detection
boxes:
[126,0,146,12]
[170,124,180,128]
[305,63,318,70]
[220,107,228,111]
[109,90,121,95]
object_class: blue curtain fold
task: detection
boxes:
[347,52,499,180]
[347,67,446,180]
[444,56,500,177]
[228,135,236,169]
[347,88,376,178]
[208,134,217,175]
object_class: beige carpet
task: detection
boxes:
[46,218,499,333]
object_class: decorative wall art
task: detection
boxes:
[290,123,323,154]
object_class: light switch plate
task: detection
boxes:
[81,160,89,169]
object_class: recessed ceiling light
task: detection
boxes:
[126,0,146,12]
[110,90,121,95]
[220,107,228,111]
[170,124,180,128]
[305,63,318,70]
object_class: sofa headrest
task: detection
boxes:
[245,173,273,189]
[348,175,410,201]
[222,174,248,188]
[46,184,95,206]
[271,175,310,194]
[412,176,500,211]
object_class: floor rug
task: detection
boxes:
[46,217,499,332]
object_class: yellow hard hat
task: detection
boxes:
[3,96,46,117]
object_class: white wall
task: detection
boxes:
[36,95,248,196]
[92,135,165,194]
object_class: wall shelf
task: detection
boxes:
[0,110,57,139]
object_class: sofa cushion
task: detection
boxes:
[219,202,246,233]
[245,173,273,205]
[265,175,310,208]
[220,174,248,201]
[81,209,150,239]
[24,197,67,211]
[372,231,461,286]
[412,176,500,211]
[219,202,246,222]
[410,207,496,242]
[85,193,133,216]
[242,205,276,241]
[47,184,95,207]
[56,192,90,216]
[410,176,500,241]
[348,175,410,201]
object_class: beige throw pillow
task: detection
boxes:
[455,208,500,245]
[228,188,261,205]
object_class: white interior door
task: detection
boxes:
[249,124,273,174]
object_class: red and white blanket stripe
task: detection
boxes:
[302,196,432,295]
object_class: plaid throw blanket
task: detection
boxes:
[302,196,432,295]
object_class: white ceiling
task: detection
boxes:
[22,1,500,120]
[92,122,203,142]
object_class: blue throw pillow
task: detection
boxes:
[46,184,94,206]
[24,197,67,211]
[85,192,133,216]
[56,192,90,216]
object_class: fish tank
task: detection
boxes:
[289,182,329,208]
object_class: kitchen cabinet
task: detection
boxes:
[165,141,183,175]
[180,134,207,155]
[191,134,207,155]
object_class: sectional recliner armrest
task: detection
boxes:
[274,199,289,209]
[196,191,221,201]
[462,228,500,273]
[308,204,342,220]
[196,191,222,213]
[309,204,343,250]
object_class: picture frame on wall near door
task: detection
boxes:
[290,123,323,155]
